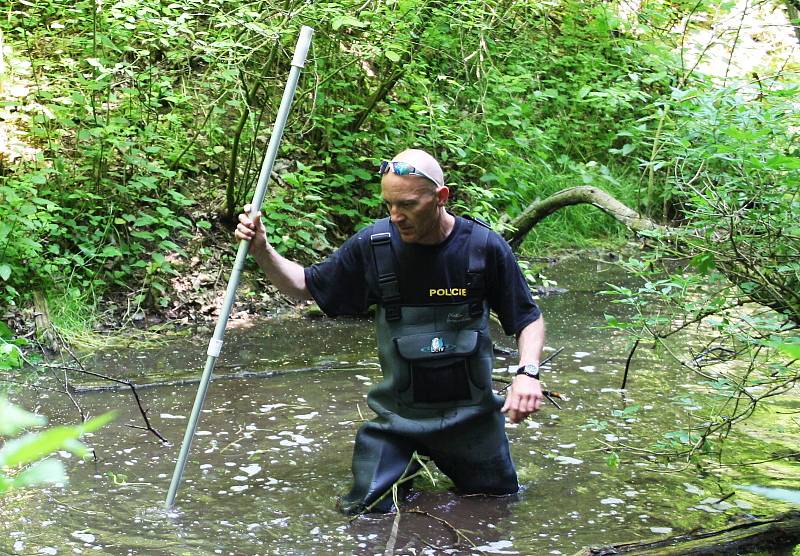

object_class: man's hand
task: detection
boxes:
[235,204,267,254]
[501,374,544,423]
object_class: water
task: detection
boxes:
[738,486,800,505]
[3,256,795,555]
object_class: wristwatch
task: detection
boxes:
[516,364,540,380]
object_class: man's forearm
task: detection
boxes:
[251,243,312,301]
[517,316,545,367]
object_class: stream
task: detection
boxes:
[3,256,795,555]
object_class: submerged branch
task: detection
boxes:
[42,360,168,445]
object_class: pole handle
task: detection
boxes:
[292,26,314,68]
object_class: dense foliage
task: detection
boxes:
[601,75,800,461]
[1,0,684,311]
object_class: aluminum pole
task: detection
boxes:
[165,26,314,510]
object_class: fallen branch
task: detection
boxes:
[58,364,373,393]
[68,366,168,445]
[405,509,481,551]
[41,345,169,445]
[502,186,664,250]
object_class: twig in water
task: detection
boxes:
[44,362,168,444]
[621,338,640,389]
[713,491,735,505]
[405,509,482,551]
[384,489,402,555]
[48,496,99,515]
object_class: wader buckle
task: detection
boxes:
[370,232,391,245]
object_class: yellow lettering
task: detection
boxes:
[428,288,469,297]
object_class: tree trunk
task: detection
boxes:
[502,186,664,249]
[32,290,58,352]
[571,510,800,556]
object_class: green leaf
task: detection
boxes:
[0,321,13,340]
[777,342,800,360]
[332,15,367,31]
[130,230,155,240]
[0,411,116,468]
[0,398,48,436]
[0,343,22,369]
[384,50,401,62]
[134,214,157,227]
[12,458,67,488]
[100,246,123,258]
[621,143,635,156]
[765,155,800,170]
[0,264,11,281]
[690,252,715,274]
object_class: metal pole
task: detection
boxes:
[165,26,314,510]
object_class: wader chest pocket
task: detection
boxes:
[394,330,479,404]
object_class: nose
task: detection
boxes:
[389,206,405,223]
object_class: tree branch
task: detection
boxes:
[502,185,664,249]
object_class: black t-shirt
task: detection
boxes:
[303,216,541,336]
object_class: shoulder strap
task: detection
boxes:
[369,218,401,321]
[465,218,490,317]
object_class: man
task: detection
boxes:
[235,148,545,514]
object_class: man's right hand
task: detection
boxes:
[235,204,267,254]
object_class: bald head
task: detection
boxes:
[391,149,444,187]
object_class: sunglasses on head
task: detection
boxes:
[379,160,439,186]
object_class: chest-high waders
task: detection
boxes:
[338,218,519,515]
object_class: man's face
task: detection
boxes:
[381,173,443,244]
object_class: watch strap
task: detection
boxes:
[515,364,540,380]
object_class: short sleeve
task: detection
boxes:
[304,233,371,317]
[486,234,541,336]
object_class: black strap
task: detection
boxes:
[370,216,490,321]
[465,218,490,317]
[370,218,401,321]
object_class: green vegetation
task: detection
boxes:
[0,321,26,371]
[0,0,695,312]
[0,398,115,494]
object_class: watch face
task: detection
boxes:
[518,365,539,378]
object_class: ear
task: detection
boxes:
[436,185,449,207]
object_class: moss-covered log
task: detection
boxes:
[571,511,800,556]
[502,186,664,250]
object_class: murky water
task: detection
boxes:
[3,256,794,555]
